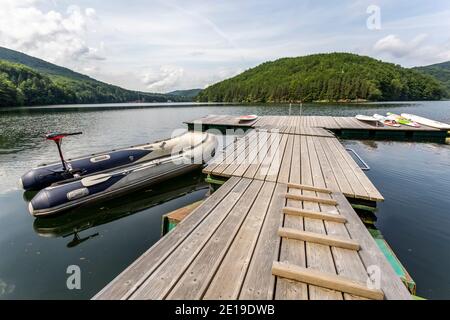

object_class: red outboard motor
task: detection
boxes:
[19,132,82,191]
[20,130,154,191]
[45,132,83,171]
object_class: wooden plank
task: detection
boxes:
[128,178,253,299]
[309,135,340,192]
[239,183,286,299]
[165,179,265,299]
[222,130,268,177]
[232,130,272,178]
[272,262,384,300]
[282,207,347,223]
[329,138,384,201]
[277,134,294,184]
[333,192,412,299]
[278,228,360,251]
[203,181,276,299]
[316,135,355,198]
[260,134,288,182]
[285,193,338,205]
[203,130,256,174]
[93,176,241,300]
[327,116,342,130]
[306,135,371,300]
[299,134,343,300]
[275,133,308,300]
[221,131,259,177]
[287,182,332,194]
[322,137,370,200]
[243,132,279,179]
[211,130,258,175]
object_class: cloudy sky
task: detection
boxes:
[1,0,450,93]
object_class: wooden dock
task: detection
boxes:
[186,115,449,142]
[94,178,410,300]
[203,130,383,202]
[94,115,418,300]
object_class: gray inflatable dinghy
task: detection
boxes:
[28,131,217,216]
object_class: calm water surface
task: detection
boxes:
[0,101,449,299]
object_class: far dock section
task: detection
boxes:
[186,115,450,142]
[203,130,383,203]
[94,177,410,300]
[185,114,257,132]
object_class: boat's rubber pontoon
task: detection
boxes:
[20,131,211,191]
[27,132,217,216]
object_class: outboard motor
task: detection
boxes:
[20,131,155,192]
[19,132,82,191]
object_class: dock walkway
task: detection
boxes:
[186,115,449,142]
[94,115,415,300]
[203,130,383,202]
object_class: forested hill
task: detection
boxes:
[167,89,202,98]
[0,46,93,81]
[197,53,446,103]
[0,47,185,107]
[414,61,450,96]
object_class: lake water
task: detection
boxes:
[0,101,449,299]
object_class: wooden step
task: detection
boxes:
[287,182,332,194]
[272,262,384,300]
[285,193,338,205]
[278,227,360,250]
[282,207,347,223]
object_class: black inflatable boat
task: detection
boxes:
[24,131,217,216]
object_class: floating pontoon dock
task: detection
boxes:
[186,115,450,142]
[93,115,432,300]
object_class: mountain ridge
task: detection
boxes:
[197,53,447,103]
[413,61,450,96]
[0,46,191,107]
[0,46,95,82]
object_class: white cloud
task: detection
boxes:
[142,65,184,92]
[374,34,450,65]
[1,1,450,92]
[374,34,427,58]
[0,1,104,65]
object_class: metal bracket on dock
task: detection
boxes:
[346,148,370,171]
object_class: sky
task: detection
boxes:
[1,0,450,93]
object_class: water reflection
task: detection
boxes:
[32,170,208,247]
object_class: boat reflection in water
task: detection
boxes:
[32,170,208,247]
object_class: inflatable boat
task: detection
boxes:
[27,132,217,217]
[32,171,208,243]
[20,131,212,191]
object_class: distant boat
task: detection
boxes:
[401,113,450,130]
[238,115,258,122]
[373,114,401,127]
[386,113,420,127]
[355,114,379,124]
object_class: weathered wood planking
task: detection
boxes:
[239,183,286,299]
[303,135,372,300]
[93,176,242,300]
[204,130,383,202]
[202,181,276,299]
[129,178,255,299]
[186,115,444,134]
[95,177,411,300]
